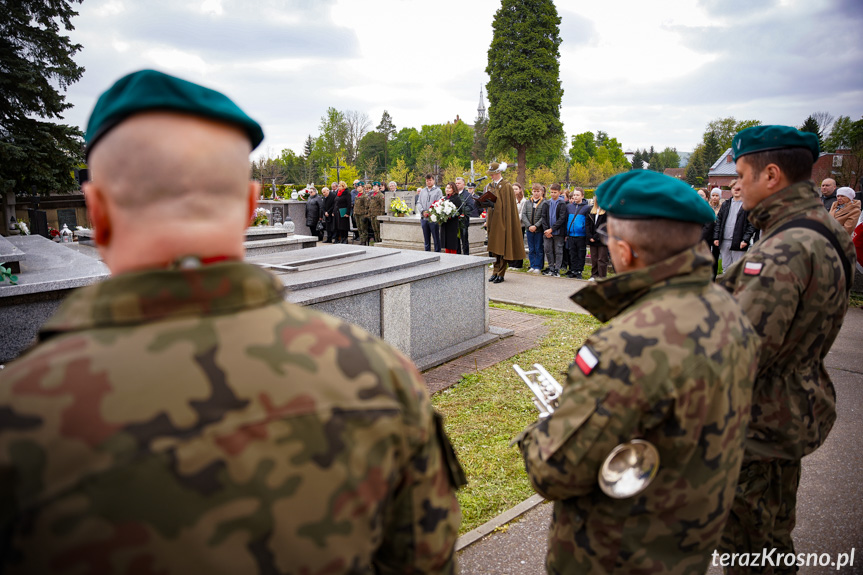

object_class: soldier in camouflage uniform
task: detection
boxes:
[717,126,854,574]
[0,70,464,574]
[368,182,386,243]
[353,188,371,245]
[517,170,760,575]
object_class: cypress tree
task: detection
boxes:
[486,0,563,185]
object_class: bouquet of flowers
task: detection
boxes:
[390,197,411,216]
[16,219,30,235]
[252,207,270,226]
[428,198,458,224]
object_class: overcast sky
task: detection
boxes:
[61,0,863,160]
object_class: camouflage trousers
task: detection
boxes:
[719,457,802,574]
[370,215,381,242]
[358,216,372,243]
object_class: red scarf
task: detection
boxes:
[337,189,344,196]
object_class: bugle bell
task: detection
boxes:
[513,363,660,499]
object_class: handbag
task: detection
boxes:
[316,220,325,233]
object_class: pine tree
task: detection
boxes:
[800,115,823,149]
[486,0,563,185]
[685,147,707,186]
[303,135,316,184]
[703,132,722,168]
[1,0,85,194]
[631,150,644,170]
[376,111,396,168]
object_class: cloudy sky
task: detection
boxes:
[61,0,863,160]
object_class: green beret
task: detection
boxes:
[356,181,365,186]
[373,181,380,185]
[85,69,264,158]
[595,170,715,224]
[732,125,819,162]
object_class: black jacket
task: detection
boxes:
[713,198,756,250]
[322,193,336,217]
[585,207,607,245]
[305,195,323,226]
[540,198,567,236]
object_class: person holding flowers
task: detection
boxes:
[439,182,463,254]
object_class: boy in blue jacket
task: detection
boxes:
[564,188,591,278]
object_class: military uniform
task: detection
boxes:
[368,190,386,243]
[718,181,854,572]
[353,191,370,244]
[0,262,464,574]
[518,244,759,575]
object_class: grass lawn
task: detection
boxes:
[432,303,602,534]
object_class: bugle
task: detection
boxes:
[513,363,660,499]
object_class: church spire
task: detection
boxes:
[477,85,487,122]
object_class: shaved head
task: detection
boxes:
[83,112,257,274]
[88,111,252,220]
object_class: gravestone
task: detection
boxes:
[384,191,417,216]
[57,208,78,230]
[270,204,284,226]
[27,209,49,238]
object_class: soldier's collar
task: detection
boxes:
[39,262,284,337]
[571,244,714,322]
[747,180,820,230]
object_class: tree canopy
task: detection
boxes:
[485,0,563,185]
[1,0,85,195]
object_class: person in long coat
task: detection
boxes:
[321,187,336,242]
[439,182,463,254]
[480,162,526,283]
[334,181,351,243]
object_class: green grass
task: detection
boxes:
[850,291,863,309]
[432,306,602,534]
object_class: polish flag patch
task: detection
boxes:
[743,262,763,276]
[575,346,599,376]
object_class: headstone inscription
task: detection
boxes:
[271,204,284,225]
[57,208,78,231]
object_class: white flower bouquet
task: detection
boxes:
[428,198,458,224]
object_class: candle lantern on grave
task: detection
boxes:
[60,223,73,243]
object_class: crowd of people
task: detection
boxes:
[3,68,858,575]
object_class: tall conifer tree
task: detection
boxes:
[1,0,85,194]
[486,0,563,185]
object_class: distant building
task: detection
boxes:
[812,149,859,191]
[707,148,737,192]
[663,168,685,179]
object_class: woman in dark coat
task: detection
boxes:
[585,201,608,280]
[305,188,324,240]
[334,181,351,244]
[321,187,336,243]
[440,182,463,254]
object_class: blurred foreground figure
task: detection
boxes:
[718,126,854,574]
[517,170,759,574]
[0,70,464,574]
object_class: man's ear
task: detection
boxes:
[83,181,111,247]
[764,164,784,190]
[247,181,260,222]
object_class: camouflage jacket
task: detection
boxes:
[0,262,464,574]
[353,193,370,218]
[368,192,386,217]
[517,244,759,575]
[719,180,854,460]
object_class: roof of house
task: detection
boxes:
[663,168,685,179]
[708,148,737,176]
